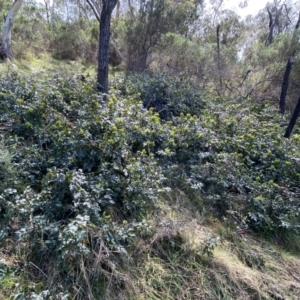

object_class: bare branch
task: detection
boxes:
[111,36,127,62]
[86,0,101,22]
[128,0,135,20]
[295,11,300,30]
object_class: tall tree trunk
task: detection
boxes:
[128,51,148,72]
[44,0,50,24]
[278,12,300,114]
[266,6,283,46]
[97,0,118,94]
[279,57,293,114]
[86,0,125,79]
[266,8,274,45]
[0,0,23,60]
[216,24,222,91]
[284,98,300,138]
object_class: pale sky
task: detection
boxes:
[223,0,270,18]
[34,0,292,19]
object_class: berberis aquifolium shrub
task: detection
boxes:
[189,99,300,234]
[111,72,206,120]
[0,73,171,297]
[0,73,300,298]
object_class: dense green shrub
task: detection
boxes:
[0,139,19,243]
[0,73,300,298]
[50,20,99,62]
[186,99,300,234]
[0,73,170,297]
[112,73,205,120]
[0,140,17,194]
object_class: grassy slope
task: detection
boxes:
[1,198,300,299]
[0,54,96,78]
[0,58,300,300]
[120,195,300,300]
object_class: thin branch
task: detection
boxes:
[295,11,300,30]
[86,0,101,22]
[128,0,135,20]
[111,36,127,62]
[279,56,293,114]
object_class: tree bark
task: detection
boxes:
[86,0,126,89]
[97,0,118,94]
[279,57,293,114]
[266,8,274,45]
[295,11,300,30]
[0,0,23,60]
[216,24,222,90]
[127,47,148,72]
[44,0,50,24]
[266,6,283,46]
[284,98,300,138]
[278,10,300,114]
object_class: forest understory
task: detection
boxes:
[1,0,300,299]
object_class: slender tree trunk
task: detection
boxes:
[279,57,293,114]
[116,0,120,20]
[284,98,300,138]
[98,8,111,93]
[97,0,118,94]
[240,70,251,87]
[128,51,148,73]
[266,8,274,45]
[295,11,300,30]
[266,6,283,46]
[86,0,125,76]
[111,37,126,62]
[0,0,23,59]
[216,24,222,90]
[44,0,50,24]
[279,10,300,114]
[128,0,135,20]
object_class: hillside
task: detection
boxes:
[0,60,300,299]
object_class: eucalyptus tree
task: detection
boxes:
[195,1,244,95]
[0,0,24,59]
[240,1,300,108]
[125,0,202,73]
[43,0,119,91]
[85,0,120,93]
[279,11,300,114]
[96,0,118,93]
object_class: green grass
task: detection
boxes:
[88,193,300,299]
[0,53,97,78]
